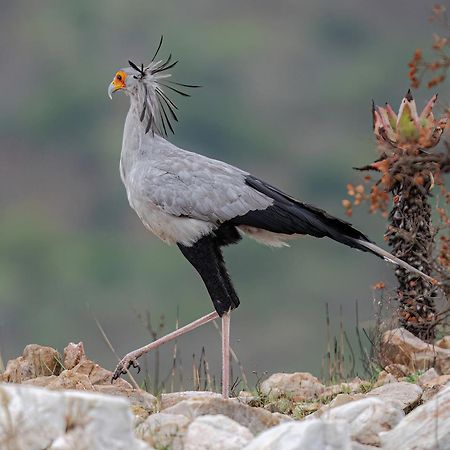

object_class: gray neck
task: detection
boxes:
[120,101,166,180]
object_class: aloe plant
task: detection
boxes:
[345,91,449,340]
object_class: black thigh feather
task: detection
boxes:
[178,226,240,316]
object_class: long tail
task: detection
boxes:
[232,175,437,285]
[354,239,436,284]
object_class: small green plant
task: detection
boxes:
[292,402,320,420]
[405,370,425,384]
[359,381,375,394]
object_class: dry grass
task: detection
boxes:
[0,350,5,375]
[321,296,393,384]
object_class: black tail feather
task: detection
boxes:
[230,175,375,254]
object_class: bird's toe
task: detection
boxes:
[111,355,141,382]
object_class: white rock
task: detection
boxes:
[366,381,422,411]
[136,412,190,450]
[164,397,281,434]
[244,419,352,450]
[0,383,152,450]
[327,393,365,410]
[418,368,439,386]
[184,414,253,450]
[0,382,66,450]
[260,372,325,400]
[320,397,404,446]
[160,390,221,409]
[380,385,450,450]
[351,444,379,450]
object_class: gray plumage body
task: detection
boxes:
[120,97,282,247]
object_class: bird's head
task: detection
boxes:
[108,37,200,137]
[108,69,135,98]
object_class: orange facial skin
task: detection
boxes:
[112,70,128,92]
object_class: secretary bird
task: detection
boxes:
[108,38,435,397]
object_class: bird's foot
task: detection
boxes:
[111,351,142,382]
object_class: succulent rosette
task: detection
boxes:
[372,90,447,150]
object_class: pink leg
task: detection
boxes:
[112,310,219,381]
[222,311,230,399]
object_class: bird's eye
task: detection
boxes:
[116,73,122,81]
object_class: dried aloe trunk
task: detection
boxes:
[387,169,437,339]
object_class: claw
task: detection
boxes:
[111,355,141,382]
[132,360,141,373]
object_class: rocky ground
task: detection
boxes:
[0,327,449,450]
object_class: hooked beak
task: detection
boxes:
[108,82,118,99]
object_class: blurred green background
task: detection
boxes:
[0,0,444,386]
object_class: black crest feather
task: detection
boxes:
[130,37,201,136]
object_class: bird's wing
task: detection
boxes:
[131,153,273,223]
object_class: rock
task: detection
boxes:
[435,335,450,349]
[374,371,398,387]
[264,397,294,414]
[63,342,86,369]
[25,369,92,390]
[320,397,404,446]
[0,382,66,449]
[421,384,445,402]
[24,374,59,387]
[184,414,253,450]
[260,372,325,401]
[163,397,282,434]
[3,343,156,411]
[366,381,422,412]
[417,368,450,389]
[328,393,366,409]
[237,390,258,404]
[0,344,63,382]
[381,328,450,374]
[244,419,352,450]
[351,444,379,450]
[312,393,365,418]
[24,357,156,411]
[419,374,450,402]
[418,368,439,386]
[292,401,321,418]
[322,378,363,398]
[94,384,156,410]
[427,374,450,386]
[272,411,293,422]
[131,404,151,425]
[0,383,152,450]
[380,385,450,450]
[322,384,344,397]
[384,363,411,378]
[136,412,190,450]
[345,377,364,393]
[160,390,221,410]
